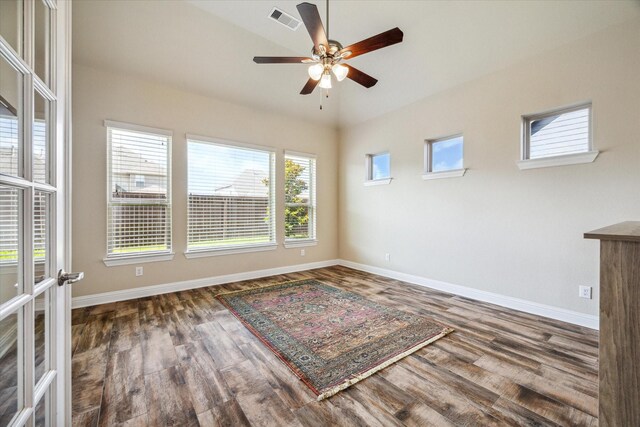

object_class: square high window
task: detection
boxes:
[423,135,466,179]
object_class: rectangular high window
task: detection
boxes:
[187,136,276,255]
[364,152,392,186]
[105,121,172,259]
[284,152,316,243]
[524,104,591,159]
[519,103,597,169]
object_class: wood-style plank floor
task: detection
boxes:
[71,266,599,426]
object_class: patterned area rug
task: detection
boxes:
[216,279,453,400]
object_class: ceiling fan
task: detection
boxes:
[253,1,403,96]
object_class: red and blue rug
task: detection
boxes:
[216,279,453,400]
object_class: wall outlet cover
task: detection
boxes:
[579,285,592,299]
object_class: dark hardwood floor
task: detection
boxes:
[71,266,599,426]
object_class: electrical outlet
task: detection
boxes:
[300,249,305,256]
[135,266,143,277]
[385,253,391,262]
[579,286,592,299]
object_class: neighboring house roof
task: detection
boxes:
[111,143,166,176]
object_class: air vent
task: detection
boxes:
[269,7,301,31]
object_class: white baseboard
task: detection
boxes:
[71,257,599,330]
[338,259,599,330]
[72,259,340,309]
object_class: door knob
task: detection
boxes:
[57,269,84,286]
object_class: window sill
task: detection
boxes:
[517,151,599,170]
[184,242,278,258]
[103,252,175,267]
[283,239,318,249]
[364,178,392,186]
[422,169,467,180]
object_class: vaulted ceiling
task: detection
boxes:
[73,0,640,128]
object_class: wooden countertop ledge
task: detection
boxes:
[584,221,640,242]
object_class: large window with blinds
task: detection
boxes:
[105,121,172,259]
[284,152,316,243]
[187,136,276,254]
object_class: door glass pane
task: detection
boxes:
[34,389,49,427]
[34,191,49,284]
[33,90,49,184]
[0,54,23,177]
[1,186,22,304]
[34,0,50,85]
[0,0,22,55]
[0,309,22,426]
[34,289,47,385]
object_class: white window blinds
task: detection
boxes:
[525,105,591,159]
[284,152,316,241]
[106,122,172,257]
[187,137,275,251]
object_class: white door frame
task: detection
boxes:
[54,0,72,425]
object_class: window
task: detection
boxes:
[186,136,276,256]
[284,152,316,246]
[105,121,172,264]
[519,103,598,169]
[365,152,391,186]
[423,134,466,179]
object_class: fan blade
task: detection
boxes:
[253,56,312,64]
[300,78,320,95]
[340,27,403,59]
[344,65,378,88]
[296,2,329,51]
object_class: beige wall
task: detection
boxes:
[338,19,640,316]
[72,64,338,297]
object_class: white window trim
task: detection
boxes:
[104,120,172,137]
[186,133,276,153]
[185,135,277,253]
[184,243,277,258]
[519,102,595,169]
[104,121,173,263]
[424,134,466,179]
[422,169,467,180]
[283,239,318,249]
[103,252,175,267]
[364,152,392,185]
[517,150,599,170]
[363,178,392,186]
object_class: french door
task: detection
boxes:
[0,1,72,426]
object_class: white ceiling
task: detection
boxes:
[73,0,640,128]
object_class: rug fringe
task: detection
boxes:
[316,327,454,401]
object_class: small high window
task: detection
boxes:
[519,103,598,169]
[423,135,466,179]
[365,152,391,185]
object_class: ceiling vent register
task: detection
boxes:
[269,7,302,31]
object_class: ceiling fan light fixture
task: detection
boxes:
[319,72,332,89]
[308,63,324,80]
[332,63,348,82]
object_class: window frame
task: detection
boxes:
[103,120,174,266]
[283,150,317,248]
[518,102,598,170]
[184,134,277,258]
[364,151,392,186]
[423,134,466,180]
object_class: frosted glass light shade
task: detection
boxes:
[332,64,348,81]
[308,63,324,80]
[319,73,332,89]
